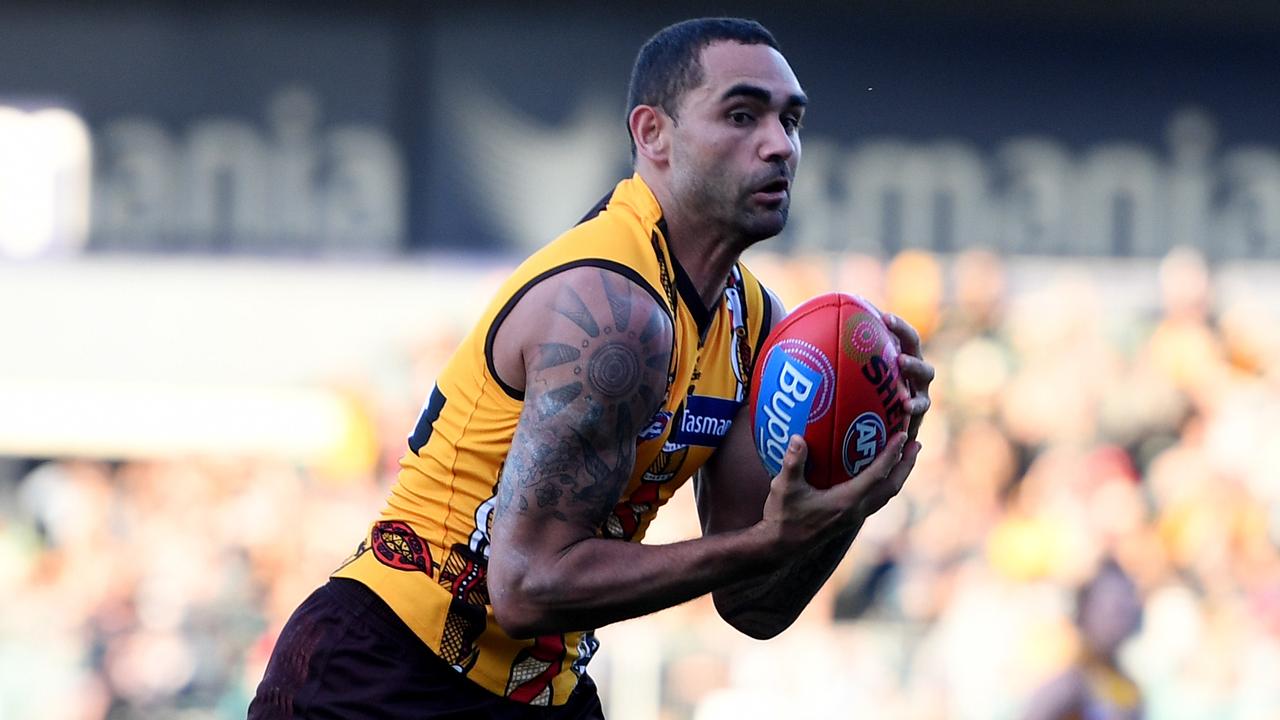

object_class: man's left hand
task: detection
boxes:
[882,312,934,441]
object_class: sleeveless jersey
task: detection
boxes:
[332,174,775,706]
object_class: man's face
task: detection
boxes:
[667,41,805,243]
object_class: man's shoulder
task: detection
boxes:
[513,196,661,285]
[563,174,664,242]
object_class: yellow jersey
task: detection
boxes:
[333,174,774,705]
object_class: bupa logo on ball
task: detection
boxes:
[843,411,887,476]
[754,340,834,476]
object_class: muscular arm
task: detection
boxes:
[487,268,784,638]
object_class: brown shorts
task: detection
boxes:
[248,578,605,719]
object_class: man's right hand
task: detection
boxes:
[756,432,920,560]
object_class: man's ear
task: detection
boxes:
[629,105,671,164]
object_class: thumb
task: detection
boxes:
[777,434,809,482]
[832,432,907,502]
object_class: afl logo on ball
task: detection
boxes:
[843,412,887,476]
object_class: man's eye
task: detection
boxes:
[782,115,803,132]
[729,111,754,126]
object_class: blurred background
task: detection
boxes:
[2,1,1279,718]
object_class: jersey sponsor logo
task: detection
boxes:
[843,411,887,476]
[755,348,823,477]
[668,395,739,447]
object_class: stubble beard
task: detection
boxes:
[741,196,789,245]
[678,169,789,248]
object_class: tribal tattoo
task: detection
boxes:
[496,270,673,530]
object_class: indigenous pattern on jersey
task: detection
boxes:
[333,174,775,706]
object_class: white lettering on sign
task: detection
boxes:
[445,83,1280,259]
[92,86,405,254]
[0,107,92,259]
[784,109,1280,259]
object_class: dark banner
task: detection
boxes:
[2,2,1277,259]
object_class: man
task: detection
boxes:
[250,17,933,718]
[1022,560,1145,720]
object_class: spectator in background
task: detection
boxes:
[1022,559,1144,720]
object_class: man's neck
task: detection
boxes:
[667,220,745,311]
[642,173,746,310]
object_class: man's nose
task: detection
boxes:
[759,117,795,163]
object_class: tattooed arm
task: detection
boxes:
[487,267,784,638]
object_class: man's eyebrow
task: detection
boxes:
[720,83,808,109]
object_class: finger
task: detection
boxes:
[897,354,935,389]
[906,395,932,417]
[908,410,926,442]
[886,440,922,496]
[882,312,922,358]
[859,440,922,516]
[906,394,931,441]
[831,432,907,505]
[777,434,809,483]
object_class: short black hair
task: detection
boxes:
[626,17,780,154]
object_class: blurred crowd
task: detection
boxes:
[2,247,1279,719]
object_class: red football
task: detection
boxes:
[749,293,910,489]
